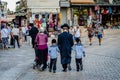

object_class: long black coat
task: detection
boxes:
[58,32,74,64]
[29,26,39,48]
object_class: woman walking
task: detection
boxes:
[87,23,94,46]
[35,27,48,71]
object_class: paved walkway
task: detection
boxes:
[0,30,120,80]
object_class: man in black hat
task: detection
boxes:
[58,23,74,72]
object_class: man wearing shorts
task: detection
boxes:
[97,24,104,45]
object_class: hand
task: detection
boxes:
[83,52,85,57]
[83,54,85,57]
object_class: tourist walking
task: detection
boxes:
[11,25,20,48]
[19,27,24,46]
[96,24,104,45]
[58,23,74,72]
[0,25,9,49]
[87,23,94,46]
[74,26,82,40]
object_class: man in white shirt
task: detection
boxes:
[74,26,82,40]
[11,26,20,48]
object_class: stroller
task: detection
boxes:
[33,46,49,70]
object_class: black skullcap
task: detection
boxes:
[61,23,70,29]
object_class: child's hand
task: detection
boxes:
[83,52,85,57]
[83,54,85,57]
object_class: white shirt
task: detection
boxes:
[12,28,19,36]
[1,28,9,38]
[48,45,59,59]
[75,28,80,37]
[22,27,27,34]
[73,43,85,59]
[69,28,75,35]
[29,17,34,23]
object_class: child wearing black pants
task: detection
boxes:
[48,39,59,73]
[73,38,85,71]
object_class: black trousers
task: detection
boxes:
[75,58,83,70]
[62,64,67,70]
[31,37,35,48]
[10,37,14,45]
[24,35,27,41]
[13,35,20,48]
[37,48,48,69]
[49,58,57,71]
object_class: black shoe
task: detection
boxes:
[62,69,67,72]
[53,70,56,73]
[80,65,83,71]
[89,43,92,46]
[77,69,79,72]
[49,69,52,72]
[68,65,72,71]
[99,43,101,46]
[42,68,46,71]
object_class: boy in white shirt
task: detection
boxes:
[48,39,59,73]
[73,38,85,71]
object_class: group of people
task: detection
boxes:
[0,22,28,49]
[0,21,104,73]
[87,23,104,46]
[31,23,85,73]
[69,23,104,46]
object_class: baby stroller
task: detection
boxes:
[33,45,40,69]
[33,46,49,70]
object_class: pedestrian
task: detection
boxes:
[35,27,48,71]
[29,23,39,48]
[96,24,104,45]
[48,39,59,73]
[69,26,75,36]
[19,27,24,46]
[58,23,74,72]
[74,26,82,40]
[87,23,94,46]
[73,38,85,72]
[21,25,27,42]
[10,26,14,46]
[0,24,9,49]
[11,25,20,48]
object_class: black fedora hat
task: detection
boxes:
[61,23,70,29]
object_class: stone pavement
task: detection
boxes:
[0,30,120,80]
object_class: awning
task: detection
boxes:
[15,12,26,16]
[71,4,120,7]
[30,7,60,13]
[27,0,60,13]
[7,15,15,21]
[71,0,94,4]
